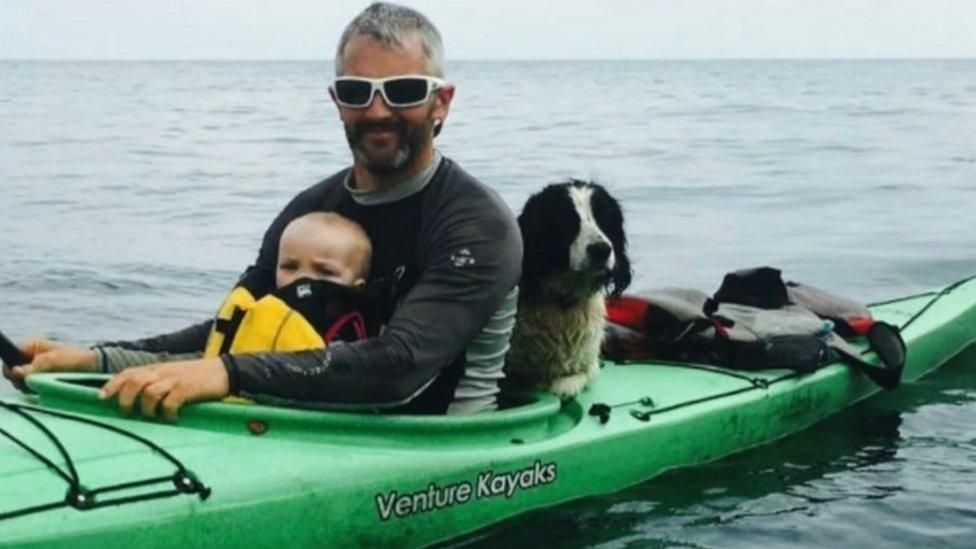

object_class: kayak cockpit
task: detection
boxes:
[24,373,583,449]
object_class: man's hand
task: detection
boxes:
[3,339,98,392]
[99,358,230,422]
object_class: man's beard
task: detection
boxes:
[345,114,434,175]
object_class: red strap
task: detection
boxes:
[711,317,730,340]
[606,295,651,330]
[323,311,367,343]
[846,316,875,335]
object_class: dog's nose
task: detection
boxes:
[586,242,612,265]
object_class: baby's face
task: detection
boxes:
[276,221,368,289]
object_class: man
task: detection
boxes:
[6,3,522,418]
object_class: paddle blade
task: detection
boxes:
[0,330,29,367]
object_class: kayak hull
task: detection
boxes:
[2,278,975,547]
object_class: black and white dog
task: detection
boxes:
[505,180,632,397]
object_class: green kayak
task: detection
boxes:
[3,276,976,548]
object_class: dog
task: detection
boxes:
[504,179,632,398]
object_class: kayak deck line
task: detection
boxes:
[890,272,976,332]
[587,366,804,424]
[0,398,211,521]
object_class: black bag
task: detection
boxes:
[711,267,790,310]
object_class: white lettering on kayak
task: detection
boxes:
[375,491,398,521]
[374,480,474,521]
[477,460,557,499]
[374,460,558,521]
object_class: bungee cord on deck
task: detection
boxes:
[0,398,210,521]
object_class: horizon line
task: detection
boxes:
[2,56,975,63]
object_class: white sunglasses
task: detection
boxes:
[331,74,446,109]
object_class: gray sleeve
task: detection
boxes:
[96,320,214,354]
[223,189,523,409]
[91,319,214,372]
[94,347,203,373]
[447,285,518,414]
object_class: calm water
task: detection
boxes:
[2,60,975,547]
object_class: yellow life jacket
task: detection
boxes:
[204,276,368,359]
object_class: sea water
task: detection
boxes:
[1,60,975,547]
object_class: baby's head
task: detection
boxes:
[276,212,372,290]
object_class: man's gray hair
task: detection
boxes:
[335,2,444,77]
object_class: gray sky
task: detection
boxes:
[2,0,975,60]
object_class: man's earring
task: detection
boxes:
[433,118,443,137]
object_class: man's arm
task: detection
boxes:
[95,347,204,373]
[96,320,214,354]
[224,192,523,409]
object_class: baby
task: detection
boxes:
[203,212,373,357]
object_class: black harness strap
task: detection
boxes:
[214,307,248,356]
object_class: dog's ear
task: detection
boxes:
[591,183,632,298]
[610,246,632,298]
[518,183,578,303]
[517,191,550,303]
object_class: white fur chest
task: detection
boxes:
[505,294,606,395]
